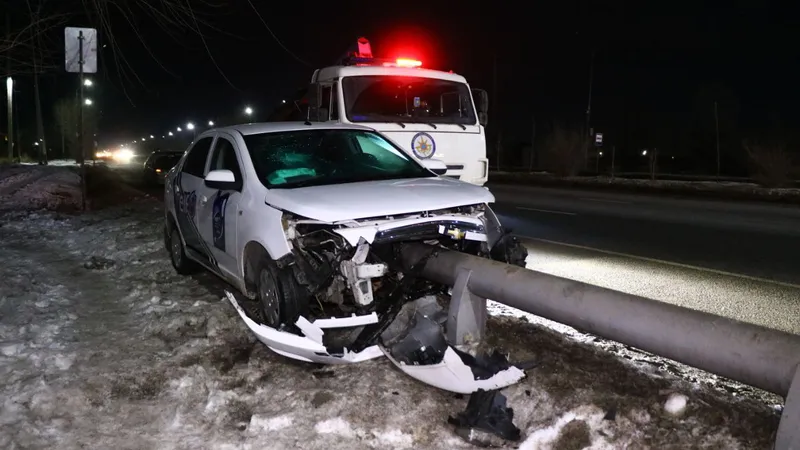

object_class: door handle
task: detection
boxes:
[199,195,208,205]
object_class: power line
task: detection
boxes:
[244,0,315,68]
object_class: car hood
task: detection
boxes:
[264,177,495,223]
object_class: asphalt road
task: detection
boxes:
[489,183,800,334]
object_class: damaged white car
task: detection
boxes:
[164,122,528,394]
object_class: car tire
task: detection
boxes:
[168,225,198,275]
[255,258,309,329]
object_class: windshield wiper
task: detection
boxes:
[424,123,437,129]
[455,123,466,130]
[395,121,406,128]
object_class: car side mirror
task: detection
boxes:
[205,169,240,190]
[421,159,448,175]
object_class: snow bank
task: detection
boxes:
[491,171,800,202]
[0,201,782,449]
[20,159,80,167]
[0,166,81,211]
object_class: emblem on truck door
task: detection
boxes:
[411,132,436,159]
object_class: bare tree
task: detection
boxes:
[53,97,98,160]
[743,140,795,188]
[53,98,78,159]
[540,123,590,177]
[1,11,67,78]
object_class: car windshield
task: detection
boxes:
[242,129,434,189]
[342,76,476,125]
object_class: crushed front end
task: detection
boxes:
[228,202,530,392]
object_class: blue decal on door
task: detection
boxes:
[186,191,197,220]
[212,192,231,251]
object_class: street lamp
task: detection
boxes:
[208,120,214,126]
[186,122,195,130]
[6,77,12,159]
[150,135,154,139]
[168,131,173,136]
[244,106,253,115]
[177,127,182,132]
[84,79,93,87]
[84,98,93,105]
[282,100,286,104]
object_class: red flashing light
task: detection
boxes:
[395,58,422,68]
[356,37,373,59]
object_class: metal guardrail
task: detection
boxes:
[400,243,800,450]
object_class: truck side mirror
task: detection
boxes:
[472,89,489,126]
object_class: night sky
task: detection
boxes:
[3,0,799,171]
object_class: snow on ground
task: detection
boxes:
[0,173,783,449]
[0,166,82,212]
[19,159,81,167]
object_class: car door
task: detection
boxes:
[173,136,215,265]
[195,133,244,280]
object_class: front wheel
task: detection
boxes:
[255,259,309,329]
[257,265,282,328]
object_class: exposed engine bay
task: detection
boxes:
[231,202,529,392]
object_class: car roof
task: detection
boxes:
[211,122,376,137]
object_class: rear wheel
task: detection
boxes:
[168,225,198,275]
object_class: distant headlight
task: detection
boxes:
[113,149,135,163]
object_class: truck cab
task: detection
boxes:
[282,38,490,186]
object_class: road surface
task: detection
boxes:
[489,183,800,335]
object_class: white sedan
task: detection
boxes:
[163,122,527,392]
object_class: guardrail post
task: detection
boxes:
[447,268,487,346]
[776,367,800,450]
[401,242,800,449]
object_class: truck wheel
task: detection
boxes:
[168,226,198,275]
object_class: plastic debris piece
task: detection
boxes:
[448,389,521,446]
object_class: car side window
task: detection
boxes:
[354,134,412,171]
[183,137,214,177]
[209,137,243,182]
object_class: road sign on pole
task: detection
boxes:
[65,27,97,211]
[65,27,97,74]
[595,132,603,147]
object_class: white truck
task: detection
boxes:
[281,37,490,186]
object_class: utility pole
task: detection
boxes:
[528,116,536,171]
[611,145,616,179]
[586,50,595,135]
[585,50,595,168]
[26,1,47,164]
[492,54,500,170]
[714,101,720,176]
[33,29,47,164]
[6,13,12,160]
[5,78,11,160]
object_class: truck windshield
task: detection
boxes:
[342,76,476,126]
[243,129,434,189]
